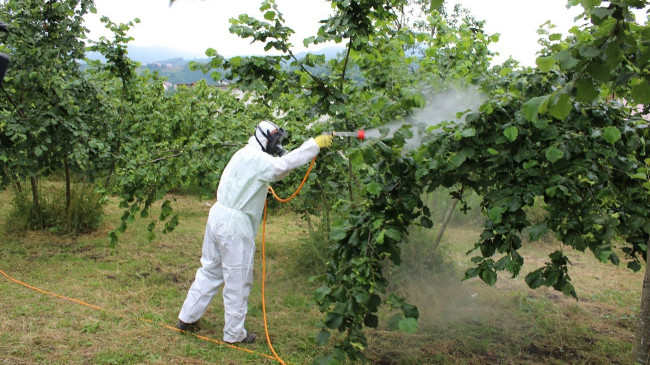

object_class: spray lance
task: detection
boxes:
[327,130,366,140]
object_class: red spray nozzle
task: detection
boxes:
[332,130,365,140]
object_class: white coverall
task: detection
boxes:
[178,135,321,343]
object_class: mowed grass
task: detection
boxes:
[0,187,643,364]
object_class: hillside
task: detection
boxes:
[85,45,346,85]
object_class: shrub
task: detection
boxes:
[5,182,105,235]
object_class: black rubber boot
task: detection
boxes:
[176,319,199,332]
[227,332,257,344]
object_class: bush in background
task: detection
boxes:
[6,182,105,235]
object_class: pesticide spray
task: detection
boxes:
[329,86,485,151]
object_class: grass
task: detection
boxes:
[0,187,643,364]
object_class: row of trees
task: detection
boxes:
[1,0,649,363]
[201,0,650,363]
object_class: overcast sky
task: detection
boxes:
[84,0,589,66]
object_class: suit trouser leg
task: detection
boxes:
[178,224,224,323]
[221,232,255,343]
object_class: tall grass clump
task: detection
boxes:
[290,212,330,275]
[5,182,105,235]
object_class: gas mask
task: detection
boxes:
[255,121,288,157]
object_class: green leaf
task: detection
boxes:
[430,0,444,9]
[303,36,316,47]
[554,50,579,70]
[587,60,612,81]
[385,229,401,241]
[397,318,418,333]
[314,330,330,346]
[631,78,650,104]
[348,149,363,166]
[329,226,347,241]
[574,79,599,102]
[487,148,499,155]
[402,303,419,319]
[628,261,642,272]
[450,153,466,167]
[324,312,343,330]
[545,146,564,163]
[364,314,379,328]
[205,48,217,57]
[536,56,555,72]
[580,0,602,10]
[603,126,621,144]
[488,206,506,224]
[549,93,572,120]
[415,168,429,180]
[579,45,601,58]
[376,230,385,244]
[461,128,476,137]
[523,95,550,121]
[523,160,539,169]
[605,41,623,66]
[159,200,172,220]
[314,286,331,302]
[264,11,275,20]
[480,267,497,286]
[462,267,480,280]
[366,181,383,195]
[503,126,518,142]
[528,223,548,241]
[361,147,379,164]
[591,6,615,19]
[560,281,577,298]
[525,269,544,289]
[354,292,370,304]
[499,67,512,77]
[598,249,612,263]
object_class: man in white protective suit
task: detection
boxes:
[176,120,333,344]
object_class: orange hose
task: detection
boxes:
[261,156,317,365]
[0,268,105,311]
[268,157,317,203]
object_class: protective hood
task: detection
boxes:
[254,120,287,156]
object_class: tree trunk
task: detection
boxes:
[431,198,458,255]
[635,252,650,364]
[64,158,71,209]
[316,180,331,235]
[30,176,41,224]
[2,163,22,192]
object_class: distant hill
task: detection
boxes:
[295,46,345,60]
[84,45,346,85]
[86,45,205,63]
[87,45,345,64]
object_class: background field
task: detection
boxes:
[0,187,642,364]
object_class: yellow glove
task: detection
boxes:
[314,134,333,149]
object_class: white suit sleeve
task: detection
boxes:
[269,138,320,182]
